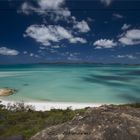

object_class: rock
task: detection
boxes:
[0,135,25,140]
[0,88,17,96]
[30,105,140,140]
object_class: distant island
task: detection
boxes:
[0,61,140,66]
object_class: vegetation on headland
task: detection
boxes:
[0,102,140,139]
[119,103,140,108]
[0,101,85,139]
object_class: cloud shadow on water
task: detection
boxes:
[125,70,140,76]
[82,74,134,88]
[90,74,132,82]
[118,94,140,103]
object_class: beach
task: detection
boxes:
[0,100,102,111]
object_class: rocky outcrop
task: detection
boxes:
[0,88,17,96]
[30,105,140,140]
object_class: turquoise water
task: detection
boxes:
[0,64,140,104]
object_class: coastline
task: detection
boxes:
[0,100,102,111]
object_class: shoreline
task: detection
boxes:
[0,100,102,111]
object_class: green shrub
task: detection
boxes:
[0,102,85,139]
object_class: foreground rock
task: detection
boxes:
[30,105,140,140]
[0,88,17,96]
[0,135,24,140]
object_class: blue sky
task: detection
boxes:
[0,0,140,64]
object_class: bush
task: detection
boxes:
[0,102,85,140]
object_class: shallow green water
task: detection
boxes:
[0,64,140,104]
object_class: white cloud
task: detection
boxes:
[113,13,124,19]
[25,25,56,46]
[38,0,64,10]
[93,39,117,49]
[23,51,28,54]
[74,20,90,33]
[51,45,66,49]
[100,0,113,6]
[19,0,90,30]
[125,29,140,40]
[121,24,131,31]
[19,0,71,19]
[67,53,80,61]
[117,55,123,58]
[30,53,34,57]
[19,0,90,48]
[119,37,134,45]
[70,37,87,43]
[0,47,19,56]
[29,53,40,58]
[51,45,61,49]
[19,2,36,15]
[119,29,140,45]
[117,55,136,59]
[19,0,90,44]
[25,24,87,46]
[87,17,94,22]
[94,46,102,49]
[127,55,136,59]
[34,54,40,58]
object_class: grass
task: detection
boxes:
[0,102,85,139]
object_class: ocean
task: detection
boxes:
[0,64,140,104]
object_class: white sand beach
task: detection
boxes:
[0,100,102,111]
